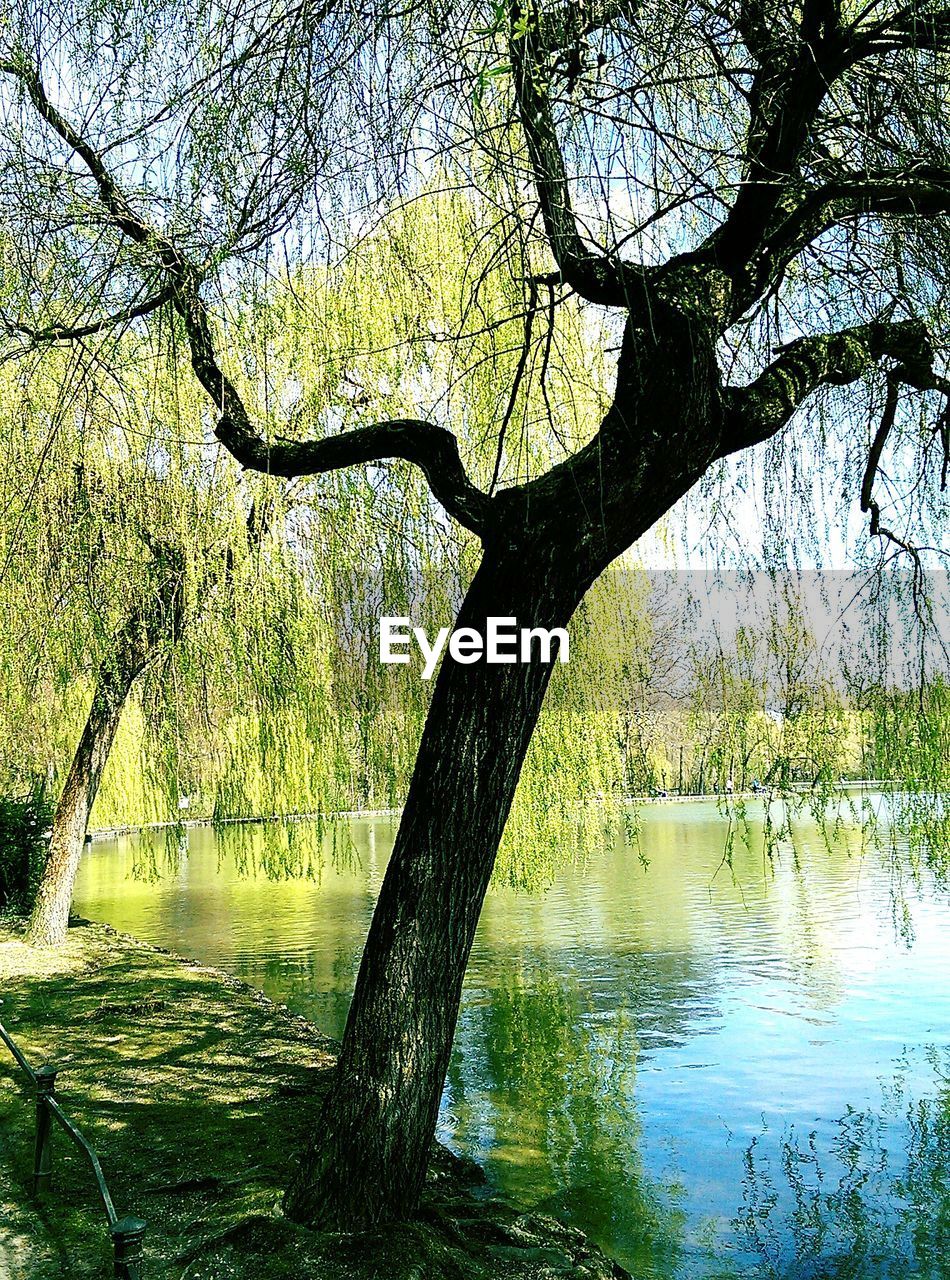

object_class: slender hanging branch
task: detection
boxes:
[857,375,934,566]
[489,277,539,496]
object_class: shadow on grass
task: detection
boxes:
[0,919,629,1280]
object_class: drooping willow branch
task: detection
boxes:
[0,57,489,537]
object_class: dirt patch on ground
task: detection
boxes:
[0,919,629,1280]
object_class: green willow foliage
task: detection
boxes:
[0,788,53,913]
[865,678,950,890]
[0,145,944,889]
[0,184,631,883]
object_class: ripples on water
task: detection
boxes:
[73,800,950,1278]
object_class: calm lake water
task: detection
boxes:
[73,800,950,1278]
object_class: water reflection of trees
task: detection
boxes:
[736,1050,950,1279]
[77,812,948,1278]
[444,957,690,1277]
[122,815,366,883]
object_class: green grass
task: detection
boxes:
[0,919,628,1280]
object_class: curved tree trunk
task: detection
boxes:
[26,669,136,947]
[286,320,723,1229]
[284,538,588,1228]
[27,615,160,948]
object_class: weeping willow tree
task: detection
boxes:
[0,345,271,942]
[0,198,630,934]
[0,334,374,942]
[0,0,948,1232]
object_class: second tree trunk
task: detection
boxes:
[27,614,159,948]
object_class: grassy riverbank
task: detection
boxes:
[0,920,628,1280]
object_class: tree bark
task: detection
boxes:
[26,617,159,948]
[286,311,724,1230]
[284,536,589,1228]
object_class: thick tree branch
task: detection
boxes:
[801,0,842,45]
[720,313,950,562]
[711,9,846,281]
[174,263,488,532]
[777,164,950,242]
[743,165,950,309]
[858,373,943,567]
[718,316,950,457]
[736,0,777,61]
[510,1,649,310]
[0,57,489,536]
[706,3,950,316]
[860,373,899,516]
[182,280,488,527]
[0,56,176,260]
[852,2,950,58]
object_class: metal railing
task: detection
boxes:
[0,999,146,1278]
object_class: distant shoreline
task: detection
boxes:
[86,781,891,843]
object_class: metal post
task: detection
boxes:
[32,1063,58,1195]
[111,1215,146,1280]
